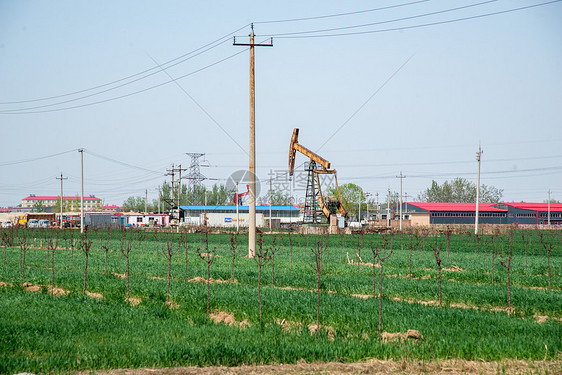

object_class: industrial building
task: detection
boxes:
[393,202,562,226]
[178,205,301,227]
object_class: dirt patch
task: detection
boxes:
[86,291,103,300]
[351,294,373,300]
[0,281,12,287]
[81,359,562,375]
[22,282,42,292]
[113,272,127,279]
[49,286,70,296]
[420,275,431,280]
[188,277,234,284]
[274,318,303,332]
[444,265,465,272]
[210,310,249,329]
[381,329,423,343]
[277,286,307,292]
[151,276,166,280]
[307,323,336,341]
[126,297,142,306]
[166,300,179,309]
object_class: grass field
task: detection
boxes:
[0,227,560,374]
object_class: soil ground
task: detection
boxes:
[80,359,561,375]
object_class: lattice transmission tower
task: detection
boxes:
[185,153,208,204]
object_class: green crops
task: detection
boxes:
[0,228,560,373]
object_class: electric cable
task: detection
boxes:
[0,24,250,105]
[268,1,562,39]
[254,0,429,24]
[259,0,498,37]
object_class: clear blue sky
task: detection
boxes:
[1,0,561,207]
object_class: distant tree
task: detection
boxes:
[326,183,365,220]
[53,197,70,213]
[73,195,80,211]
[544,198,560,203]
[417,178,502,202]
[206,184,231,205]
[33,200,44,213]
[122,196,152,212]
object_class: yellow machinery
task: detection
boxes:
[289,128,347,224]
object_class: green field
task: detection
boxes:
[0,227,560,374]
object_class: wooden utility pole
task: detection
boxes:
[396,172,406,231]
[234,24,272,258]
[475,146,482,234]
[79,149,85,233]
[56,173,68,229]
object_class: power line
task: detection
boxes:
[148,54,247,155]
[317,54,415,152]
[254,0,429,24]
[0,149,78,166]
[259,0,498,37]
[0,49,247,115]
[269,1,562,39]
[0,24,250,106]
[83,150,164,175]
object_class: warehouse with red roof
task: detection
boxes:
[393,202,562,226]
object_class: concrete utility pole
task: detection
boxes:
[56,173,67,229]
[269,178,272,232]
[78,149,84,233]
[475,146,482,235]
[145,189,148,214]
[358,196,361,224]
[365,192,371,224]
[375,192,379,221]
[396,172,406,231]
[236,181,239,232]
[234,24,273,258]
[157,186,161,214]
[548,189,550,227]
[387,188,391,227]
[177,164,184,232]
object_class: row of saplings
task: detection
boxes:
[0,226,558,334]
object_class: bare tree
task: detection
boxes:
[79,230,93,294]
[46,230,59,295]
[100,228,112,274]
[288,229,293,269]
[444,226,452,262]
[19,230,29,286]
[68,229,75,269]
[254,234,270,324]
[356,231,363,274]
[375,233,393,334]
[498,230,514,314]
[2,227,17,265]
[407,230,420,278]
[419,228,428,260]
[229,231,238,282]
[180,231,190,280]
[490,233,500,285]
[270,234,281,286]
[196,232,216,315]
[121,231,133,299]
[539,231,555,291]
[163,234,178,305]
[311,235,328,330]
[430,239,443,306]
